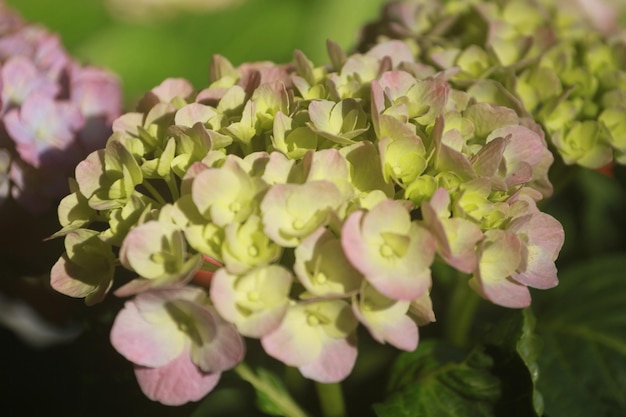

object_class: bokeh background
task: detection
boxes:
[5,0,392,107]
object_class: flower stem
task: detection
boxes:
[141,180,167,206]
[444,279,481,348]
[315,382,347,417]
[164,173,180,202]
[234,363,310,417]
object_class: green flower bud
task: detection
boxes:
[552,120,613,168]
[456,45,492,78]
[307,99,370,145]
[404,175,438,206]
[599,106,626,152]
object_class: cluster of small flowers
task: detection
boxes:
[49,38,564,405]
[358,0,626,169]
[0,3,121,213]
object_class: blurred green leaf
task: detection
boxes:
[74,0,305,106]
[5,0,112,49]
[576,170,626,256]
[533,254,626,417]
[374,340,501,417]
[294,0,391,62]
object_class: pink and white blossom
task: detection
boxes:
[110,288,244,405]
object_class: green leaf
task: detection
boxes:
[374,340,501,417]
[480,308,543,416]
[533,254,626,417]
[576,170,626,256]
[234,363,310,417]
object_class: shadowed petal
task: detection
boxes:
[299,335,358,383]
[134,347,221,406]
[110,299,185,368]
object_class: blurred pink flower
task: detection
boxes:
[0,5,121,213]
[3,93,83,168]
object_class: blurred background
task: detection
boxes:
[5,0,391,107]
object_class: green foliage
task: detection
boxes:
[374,341,501,417]
[481,309,543,416]
[375,308,543,417]
[533,255,626,417]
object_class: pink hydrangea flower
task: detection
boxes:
[341,199,436,301]
[352,283,418,351]
[508,209,565,291]
[110,287,245,405]
[3,93,84,168]
[261,299,358,383]
[468,199,564,308]
[469,229,529,308]
[0,56,59,110]
[422,188,483,273]
[0,5,121,213]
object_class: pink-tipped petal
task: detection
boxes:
[342,205,434,301]
[261,307,321,367]
[509,212,564,289]
[299,335,358,383]
[469,276,531,309]
[353,302,418,351]
[134,348,221,406]
[179,301,245,373]
[110,300,185,368]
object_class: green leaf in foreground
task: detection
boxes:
[373,340,501,417]
[234,363,310,417]
[534,254,626,417]
[480,308,543,417]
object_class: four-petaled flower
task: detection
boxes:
[110,288,245,406]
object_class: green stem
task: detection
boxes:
[285,365,308,402]
[164,174,180,202]
[234,363,310,417]
[444,279,481,348]
[315,382,347,417]
[141,180,167,206]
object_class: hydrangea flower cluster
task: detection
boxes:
[0,3,121,213]
[358,0,626,169]
[49,38,564,405]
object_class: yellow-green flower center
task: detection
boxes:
[229,201,241,213]
[380,244,395,258]
[307,314,320,326]
[315,272,328,285]
[292,219,305,230]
